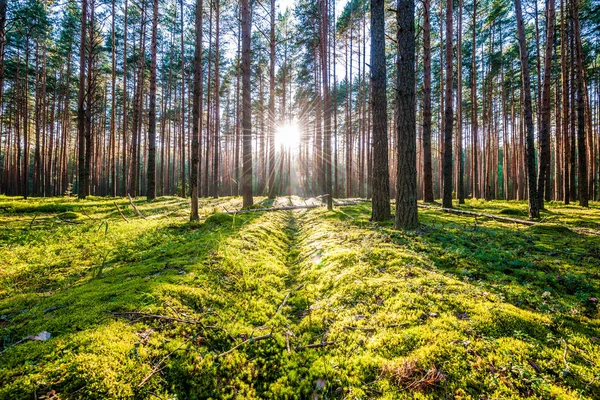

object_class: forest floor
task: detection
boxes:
[0,195,599,399]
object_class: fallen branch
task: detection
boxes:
[224,205,323,214]
[418,204,600,236]
[80,208,98,220]
[215,333,273,359]
[128,194,147,219]
[342,326,376,333]
[275,285,303,315]
[417,204,537,226]
[113,202,129,222]
[111,311,235,341]
[138,339,190,388]
[111,311,209,325]
[297,341,336,350]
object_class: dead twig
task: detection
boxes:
[138,339,190,388]
[562,338,570,373]
[215,333,273,359]
[296,341,336,350]
[111,311,236,341]
[128,194,147,219]
[275,285,303,315]
[342,326,376,333]
[113,202,129,222]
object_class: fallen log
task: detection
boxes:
[223,204,323,214]
[417,204,537,226]
[417,204,600,236]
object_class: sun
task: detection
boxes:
[275,121,301,150]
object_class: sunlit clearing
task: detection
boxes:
[275,121,301,150]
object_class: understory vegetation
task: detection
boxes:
[1,196,599,399]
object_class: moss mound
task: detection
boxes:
[498,208,527,217]
[56,211,82,220]
[527,223,574,236]
[204,212,234,226]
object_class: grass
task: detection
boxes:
[0,195,599,399]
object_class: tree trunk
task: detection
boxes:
[573,0,588,207]
[267,0,276,199]
[370,0,390,220]
[395,0,419,229]
[471,0,478,199]
[122,0,128,197]
[241,0,253,208]
[212,0,220,199]
[514,0,540,218]
[77,0,87,199]
[320,0,333,210]
[537,0,555,208]
[146,0,158,200]
[442,0,453,208]
[190,0,203,220]
[457,0,464,204]
[110,0,117,197]
[422,0,434,203]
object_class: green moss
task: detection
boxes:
[204,212,235,227]
[527,223,575,236]
[498,208,527,217]
[56,211,82,220]
[1,196,599,399]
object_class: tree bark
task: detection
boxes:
[77,0,87,199]
[514,0,540,218]
[241,0,253,207]
[457,0,464,204]
[537,0,555,208]
[422,0,434,203]
[572,0,588,207]
[267,0,276,199]
[191,0,203,220]
[370,0,390,220]
[442,0,453,208]
[395,0,419,229]
[146,0,158,200]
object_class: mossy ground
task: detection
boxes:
[0,196,598,399]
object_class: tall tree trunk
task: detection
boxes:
[180,0,186,197]
[422,0,434,203]
[147,0,158,200]
[320,0,333,210]
[241,0,253,207]
[471,0,478,199]
[77,0,88,199]
[561,0,570,204]
[122,0,128,197]
[573,0,588,207]
[190,0,203,220]
[537,0,555,208]
[212,0,220,198]
[442,0,453,208]
[457,0,464,204]
[267,0,276,199]
[514,0,540,218]
[110,0,117,197]
[370,0,390,220]
[395,0,419,229]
